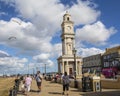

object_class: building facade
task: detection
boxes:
[82,54,102,75]
[57,12,82,77]
[102,46,120,78]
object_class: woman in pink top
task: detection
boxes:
[25,74,32,92]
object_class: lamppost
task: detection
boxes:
[73,48,77,88]
[73,48,77,79]
[45,64,46,75]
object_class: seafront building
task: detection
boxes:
[102,46,120,78]
[82,45,120,78]
[82,53,102,75]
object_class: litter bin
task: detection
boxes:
[82,76,92,92]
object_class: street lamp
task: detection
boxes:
[45,64,46,75]
[73,48,77,80]
[73,48,78,88]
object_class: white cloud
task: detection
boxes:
[0,18,53,53]
[47,60,54,67]
[0,55,28,74]
[52,43,62,57]
[14,0,64,34]
[33,53,54,66]
[0,50,28,74]
[0,0,118,74]
[33,53,50,61]
[0,0,102,54]
[69,0,100,25]
[76,21,117,45]
[0,57,27,67]
[0,12,7,16]
[78,47,104,57]
[32,43,62,68]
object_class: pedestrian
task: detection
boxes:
[15,76,20,88]
[21,80,26,94]
[25,74,32,92]
[35,71,43,93]
[62,72,70,96]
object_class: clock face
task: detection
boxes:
[67,26,71,31]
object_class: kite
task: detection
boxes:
[8,36,17,40]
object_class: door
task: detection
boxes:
[69,68,72,75]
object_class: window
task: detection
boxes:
[103,56,106,59]
[67,17,69,21]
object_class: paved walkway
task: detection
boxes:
[18,79,81,96]
[17,79,120,96]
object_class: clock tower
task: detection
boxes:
[61,11,75,55]
[57,12,82,78]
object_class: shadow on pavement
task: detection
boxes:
[17,91,27,96]
[30,89,38,93]
[80,91,120,96]
[45,85,61,87]
[48,92,62,95]
[70,89,80,92]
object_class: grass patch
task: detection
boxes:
[0,77,15,96]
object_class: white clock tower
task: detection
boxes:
[57,12,82,78]
[61,11,75,55]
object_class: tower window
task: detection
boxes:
[67,17,69,21]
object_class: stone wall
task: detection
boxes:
[56,78,82,90]
[55,75,120,90]
[101,75,120,89]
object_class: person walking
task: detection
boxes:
[35,71,43,93]
[25,74,32,92]
[62,72,70,96]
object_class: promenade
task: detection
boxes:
[18,79,80,96]
[17,79,120,96]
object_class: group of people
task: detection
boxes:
[21,71,43,95]
[20,71,70,96]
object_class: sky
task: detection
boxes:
[0,0,120,75]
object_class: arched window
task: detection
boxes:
[67,17,69,21]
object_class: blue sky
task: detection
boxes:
[0,0,120,75]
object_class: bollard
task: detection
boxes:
[92,76,101,92]
[74,79,78,88]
